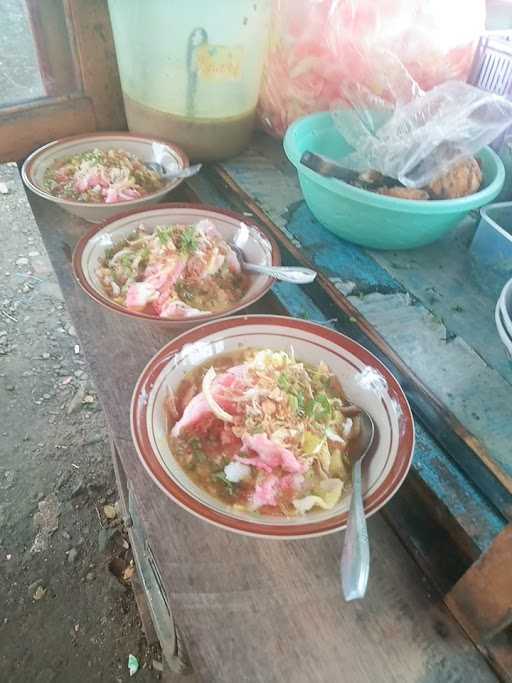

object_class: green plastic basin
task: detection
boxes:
[283,111,506,250]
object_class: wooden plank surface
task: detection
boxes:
[253,132,512,381]
[211,145,512,511]
[220,138,512,443]
[18,169,500,682]
[446,525,512,642]
[286,201,512,479]
[205,163,512,518]
[0,95,96,162]
[186,172,507,557]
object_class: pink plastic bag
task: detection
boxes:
[258,0,486,138]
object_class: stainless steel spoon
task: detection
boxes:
[144,161,202,181]
[341,409,375,602]
[229,243,317,284]
[301,151,360,184]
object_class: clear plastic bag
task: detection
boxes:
[331,80,512,187]
[258,0,486,138]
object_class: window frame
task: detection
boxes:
[0,0,126,162]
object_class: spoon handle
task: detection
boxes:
[243,263,317,284]
[144,161,202,180]
[341,459,370,601]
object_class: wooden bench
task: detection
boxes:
[9,140,509,681]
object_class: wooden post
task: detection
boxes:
[446,525,512,642]
[63,0,127,131]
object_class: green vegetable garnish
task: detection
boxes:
[279,373,306,414]
[288,394,299,414]
[296,392,305,412]
[179,226,199,255]
[278,373,289,391]
[305,393,331,422]
[189,437,206,463]
[120,253,135,268]
[305,399,314,418]
[317,393,331,417]
[176,282,193,302]
[156,226,172,245]
[213,471,237,495]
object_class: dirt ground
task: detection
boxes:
[0,5,182,680]
[0,165,168,681]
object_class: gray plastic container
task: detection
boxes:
[470,202,512,295]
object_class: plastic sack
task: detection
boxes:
[258,0,486,138]
[331,80,512,187]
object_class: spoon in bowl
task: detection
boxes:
[229,243,317,284]
[340,409,375,601]
[144,161,202,181]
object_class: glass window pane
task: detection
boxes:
[0,0,79,107]
[0,0,45,105]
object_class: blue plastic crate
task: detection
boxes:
[468,32,512,200]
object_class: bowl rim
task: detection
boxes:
[283,111,505,214]
[495,297,512,351]
[21,131,189,208]
[72,202,281,325]
[479,202,512,246]
[130,314,415,539]
[498,278,512,336]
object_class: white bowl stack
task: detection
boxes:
[496,278,512,360]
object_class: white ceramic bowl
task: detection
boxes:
[22,132,189,223]
[131,315,415,539]
[496,279,512,360]
[498,278,512,339]
[73,203,280,329]
[495,306,512,360]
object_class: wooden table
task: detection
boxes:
[9,142,510,682]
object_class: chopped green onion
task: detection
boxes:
[317,393,331,416]
[188,437,206,463]
[213,471,237,495]
[305,393,331,422]
[296,392,305,413]
[305,399,315,418]
[120,253,135,268]
[179,226,199,255]
[288,394,299,414]
[156,226,172,245]
[278,373,289,390]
